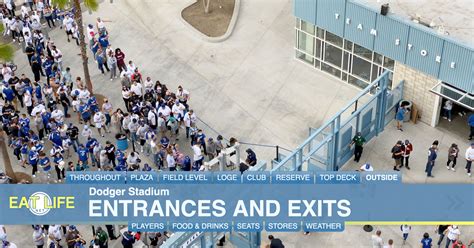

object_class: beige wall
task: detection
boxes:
[393,62,439,126]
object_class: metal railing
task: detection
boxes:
[272,71,404,172]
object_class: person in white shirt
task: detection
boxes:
[62,15,74,42]
[93,111,107,137]
[21,4,29,19]
[31,11,41,24]
[144,76,154,92]
[147,108,158,129]
[192,143,203,170]
[2,64,13,82]
[130,81,143,98]
[371,230,383,248]
[51,46,63,70]
[166,148,176,171]
[176,85,190,108]
[23,90,33,115]
[157,104,170,118]
[172,101,185,124]
[81,125,92,141]
[183,109,197,139]
[31,103,46,117]
[0,225,6,241]
[51,108,64,123]
[127,60,136,73]
[465,143,474,177]
[47,224,62,246]
[36,0,44,16]
[444,225,461,248]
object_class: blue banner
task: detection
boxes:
[1,172,472,232]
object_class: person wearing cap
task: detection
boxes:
[28,146,39,177]
[350,132,366,163]
[359,163,373,172]
[65,225,80,248]
[447,143,459,171]
[465,143,474,177]
[207,137,217,160]
[425,140,439,178]
[391,141,403,171]
[444,225,461,248]
[401,139,413,170]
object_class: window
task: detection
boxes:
[342,72,348,82]
[317,27,325,39]
[383,57,394,71]
[324,43,342,68]
[371,64,379,82]
[344,40,353,51]
[296,50,313,64]
[315,39,321,58]
[352,56,371,82]
[301,20,315,35]
[354,44,372,60]
[322,62,341,78]
[325,31,343,47]
[348,75,369,89]
[342,52,350,71]
[314,59,320,69]
[296,18,300,29]
[298,31,314,55]
[373,52,383,65]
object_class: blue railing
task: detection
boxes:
[272,71,404,172]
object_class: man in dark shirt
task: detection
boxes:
[425,140,438,178]
[391,141,403,171]
[67,123,80,152]
[268,235,285,248]
[437,225,449,246]
[351,132,366,162]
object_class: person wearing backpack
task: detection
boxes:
[95,227,108,248]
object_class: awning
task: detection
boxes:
[430,82,474,111]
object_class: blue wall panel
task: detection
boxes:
[316,0,345,36]
[344,2,377,50]
[374,16,409,62]
[438,42,474,93]
[293,0,317,24]
[405,27,444,78]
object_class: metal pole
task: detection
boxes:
[275,145,279,162]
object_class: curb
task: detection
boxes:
[180,0,241,43]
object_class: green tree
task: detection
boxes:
[52,0,98,94]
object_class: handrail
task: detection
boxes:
[273,71,390,171]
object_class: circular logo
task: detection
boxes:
[28,192,52,216]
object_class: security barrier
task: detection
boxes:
[273,71,404,172]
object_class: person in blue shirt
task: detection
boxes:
[20,141,29,167]
[28,147,39,178]
[421,232,432,248]
[48,129,62,147]
[86,137,98,167]
[79,103,92,125]
[34,82,42,101]
[42,56,54,84]
[115,149,127,171]
[468,114,474,140]
[88,96,99,113]
[195,129,207,155]
[396,104,407,131]
[425,140,438,178]
[98,33,109,48]
[38,152,52,178]
[2,86,15,103]
[77,144,89,167]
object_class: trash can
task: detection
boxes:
[399,100,412,122]
[115,133,128,151]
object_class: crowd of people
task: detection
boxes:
[0,0,248,187]
[0,1,250,247]
[371,225,473,248]
[0,224,170,248]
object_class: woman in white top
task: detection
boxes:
[442,100,453,122]
[166,148,176,171]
